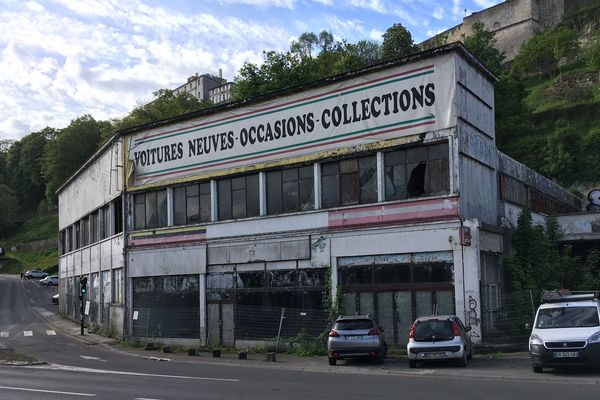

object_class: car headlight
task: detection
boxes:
[530,334,543,346]
[588,331,600,344]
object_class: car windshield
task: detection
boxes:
[334,319,373,330]
[414,320,454,340]
[535,306,599,329]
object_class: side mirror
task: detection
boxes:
[379,327,385,332]
[465,326,472,332]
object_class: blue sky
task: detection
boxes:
[0,0,502,140]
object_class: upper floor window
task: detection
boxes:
[89,212,98,243]
[322,155,377,208]
[218,174,259,220]
[267,166,314,215]
[174,182,211,225]
[100,205,110,239]
[114,196,123,234]
[134,190,167,230]
[384,142,449,201]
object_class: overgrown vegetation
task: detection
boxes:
[505,209,599,294]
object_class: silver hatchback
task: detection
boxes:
[327,316,387,366]
[406,315,473,368]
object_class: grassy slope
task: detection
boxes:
[0,212,58,275]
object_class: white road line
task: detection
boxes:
[0,332,8,338]
[0,386,96,397]
[23,331,33,337]
[136,398,164,400]
[46,330,56,336]
[33,364,240,382]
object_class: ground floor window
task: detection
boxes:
[338,259,454,346]
[132,275,200,339]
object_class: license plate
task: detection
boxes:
[345,336,361,340]
[423,352,445,359]
[553,351,579,358]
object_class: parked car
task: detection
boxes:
[406,315,473,368]
[39,275,59,286]
[52,293,59,304]
[529,290,600,373]
[327,315,387,366]
[25,270,48,279]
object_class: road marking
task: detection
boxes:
[23,331,33,337]
[0,332,8,338]
[80,355,107,362]
[34,364,240,382]
[46,330,56,335]
[0,386,95,397]
[136,398,164,400]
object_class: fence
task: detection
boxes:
[233,305,329,341]
[132,308,201,340]
[480,289,537,347]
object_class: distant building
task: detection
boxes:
[209,82,234,104]
[421,0,596,61]
[173,69,233,104]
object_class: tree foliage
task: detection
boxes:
[381,23,416,61]
[582,30,600,70]
[506,210,585,294]
[232,30,382,101]
[43,115,103,203]
[111,89,211,135]
[0,184,20,238]
[512,26,579,78]
[461,22,505,75]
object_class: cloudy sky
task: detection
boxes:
[0,0,502,140]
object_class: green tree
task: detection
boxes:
[542,121,580,185]
[512,26,579,78]
[506,210,581,294]
[43,115,103,203]
[381,23,416,60]
[462,21,505,75]
[233,30,382,101]
[113,89,211,133]
[0,184,20,238]
[582,30,600,70]
[581,127,600,183]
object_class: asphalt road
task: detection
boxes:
[1,274,599,400]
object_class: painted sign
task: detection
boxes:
[128,55,456,187]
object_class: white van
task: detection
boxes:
[529,290,600,373]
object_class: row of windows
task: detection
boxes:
[59,197,123,255]
[133,142,451,230]
[499,174,576,215]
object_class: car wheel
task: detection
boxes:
[458,352,467,367]
[532,365,543,373]
[409,359,417,368]
[328,357,337,366]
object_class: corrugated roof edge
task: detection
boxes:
[56,42,497,195]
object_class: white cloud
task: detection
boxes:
[432,6,445,20]
[215,0,296,9]
[474,0,498,8]
[348,0,386,13]
[25,1,44,12]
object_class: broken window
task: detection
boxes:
[268,269,299,287]
[236,271,265,289]
[322,155,377,208]
[385,142,449,200]
[267,165,314,215]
